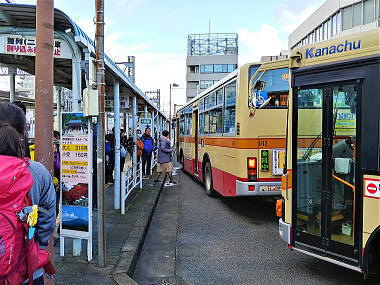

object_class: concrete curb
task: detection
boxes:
[112,175,166,285]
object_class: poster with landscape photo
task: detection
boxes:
[60,112,92,236]
[62,113,88,136]
[62,205,89,232]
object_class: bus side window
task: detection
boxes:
[199,113,205,134]
[204,111,210,134]
[224,81,236,134]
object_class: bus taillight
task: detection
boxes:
[247,157,257,181]
[276,199,283,218]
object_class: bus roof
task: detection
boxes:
[257,58,289,70]
[178,62,262,113]
[290,29,379,69]
[179,69,239,112]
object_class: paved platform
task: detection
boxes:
[54,173,163,285]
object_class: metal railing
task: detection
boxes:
[151,148,158,170]
[121,160,142,214]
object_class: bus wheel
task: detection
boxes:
[204,161,215,197]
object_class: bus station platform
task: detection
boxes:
[54,174,164,285]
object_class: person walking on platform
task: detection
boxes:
[0,102,56,285]
[141,127,155,178]
[154,130,177,185]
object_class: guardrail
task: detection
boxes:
[121,160,143,214]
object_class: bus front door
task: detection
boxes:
[294,82,359,262]
[194,110,199,175]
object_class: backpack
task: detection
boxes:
[0,156,56,285]
[142,136,154,153]
[136,139,144,157]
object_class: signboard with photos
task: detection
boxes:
[60,112,93,261]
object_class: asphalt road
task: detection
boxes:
[134,170,380,285]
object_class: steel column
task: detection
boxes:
[9,66,16,103]
[95,0,106,268]
[72,58,82,112]
[35,1,54,283]
[113,79,120,210]
[132,95,137,183]
[56,86,62,133]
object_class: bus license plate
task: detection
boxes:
[260,185,280,192]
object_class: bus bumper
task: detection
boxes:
[279,218,291,244]
[235,180,281,196]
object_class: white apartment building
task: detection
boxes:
[289,0,380,50]
[186,33,238,102]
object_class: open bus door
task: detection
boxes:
[293,79,361,264]
[193,109,199,175]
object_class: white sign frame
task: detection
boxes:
[272,149,285,176]
[0,34,72,59]
[59,113,93,261]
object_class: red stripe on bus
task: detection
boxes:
[182,156,280,196]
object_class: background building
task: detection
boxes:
[289,0,380,50]
[186,33,238,102]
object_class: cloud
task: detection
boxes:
[76,18,96,39]
[276,3,323,34]
[238,25,288,63]
[237,0,324,63]
[103,35,186,115]
[114,0,144,13]
[62,212,78,220]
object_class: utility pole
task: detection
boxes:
[35,0,54,174]
[169,83,178,139]
[95,0,106,267]
[35,1,54,284]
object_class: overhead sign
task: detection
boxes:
[105,94,129,112]
[364,178,380,199]
[138,117,152,130]
[2,34,72,59]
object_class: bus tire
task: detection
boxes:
[204,161,215,197]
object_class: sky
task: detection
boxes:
[9,0,324,114]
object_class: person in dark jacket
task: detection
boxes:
[0,102,56,284]
[154,130,176,185]
[13,101,31,158]
[141,127,155,178]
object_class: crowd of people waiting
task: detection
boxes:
[0,100,176,284]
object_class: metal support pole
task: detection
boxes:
[121,172,126,214]
[132,95,137,185]
[56,86,62,132]
[144,105,148,118]
[9,66,16,103]
[169,84,172,138]
[95,0,106,268]
[35,1,54,283]
[72,58,82,112]
[113,79,120,210]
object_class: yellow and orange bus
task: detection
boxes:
[278,29,380,277]
[176,59,289,197]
